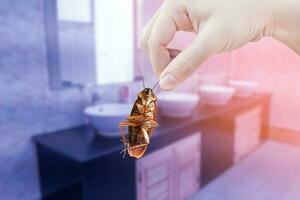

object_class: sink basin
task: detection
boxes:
[84,103,132,137]
[229,80,258,97]
[157,92,200,117]
[199,85,235,106]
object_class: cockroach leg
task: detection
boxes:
[127,115,143,122]
[119,126,128,146]
[119,138,130,158]
[119,121,140,140]
[119,120,140,158]
[149,119,159,127]
[120,142,129,158]
[119,121,139,127]
[145,111,154,118]
[128,143,148,150]
[141,128,150,144]
[146,99,152,106]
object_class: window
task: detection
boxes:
[94,0,134,84]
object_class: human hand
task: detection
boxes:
[140,0,300,90]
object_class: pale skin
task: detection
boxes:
[140,0,300,90]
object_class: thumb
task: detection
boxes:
[159,21,222,90]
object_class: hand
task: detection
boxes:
[140,0,300,90]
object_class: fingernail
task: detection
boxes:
[160,74,178,90]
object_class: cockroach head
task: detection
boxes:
[143,88,153,95]
[138,88,156,99]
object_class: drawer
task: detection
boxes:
[235,106,262,136]
[235,106,262,124]
[235,116,261,133]
[234,107,262,163]
[234,139,260,163]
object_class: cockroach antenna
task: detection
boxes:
[136,64,145,89]
[152,79,160,90]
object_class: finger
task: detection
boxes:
[139,6,162,52]
[159,21,222,90]
[148,12,177,75]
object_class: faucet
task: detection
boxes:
[91,92,102,105]
[118,85,130,103]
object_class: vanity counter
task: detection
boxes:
[34,94,270,162]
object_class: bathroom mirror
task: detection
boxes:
[44,0,135,90]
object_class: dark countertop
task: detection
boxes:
[33,94,270,162]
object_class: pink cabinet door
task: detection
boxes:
[173,134,201,200]
[234,106,262,162]
[136,133,201,200]
[136,146,174,200]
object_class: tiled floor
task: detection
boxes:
[192,140,300,200]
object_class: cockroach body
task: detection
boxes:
[119,87,159,158]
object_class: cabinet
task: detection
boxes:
[173,135,201,200]
[136,133,201,200]
[234,106,262,162]
[201,103,266,186]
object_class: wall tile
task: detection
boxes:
[231,38,300,130]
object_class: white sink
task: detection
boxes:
[229,80,258,97]
[199,85,235,106]
[84,103,132,137]
[157,92,200,117]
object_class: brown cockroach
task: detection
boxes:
[119,66,159,159]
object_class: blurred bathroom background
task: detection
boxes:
[1,0,300,200]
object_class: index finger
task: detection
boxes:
[148,12,177,75]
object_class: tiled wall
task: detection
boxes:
[0,1,119,199]
[231,38,300,131]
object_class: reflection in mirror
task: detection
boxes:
[45,0,134,90]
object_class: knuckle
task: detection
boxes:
[205,31,226,53]
[174,4,186,14]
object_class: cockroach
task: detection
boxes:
[119,66,159,159]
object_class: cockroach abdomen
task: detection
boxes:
[128,145,147,159]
